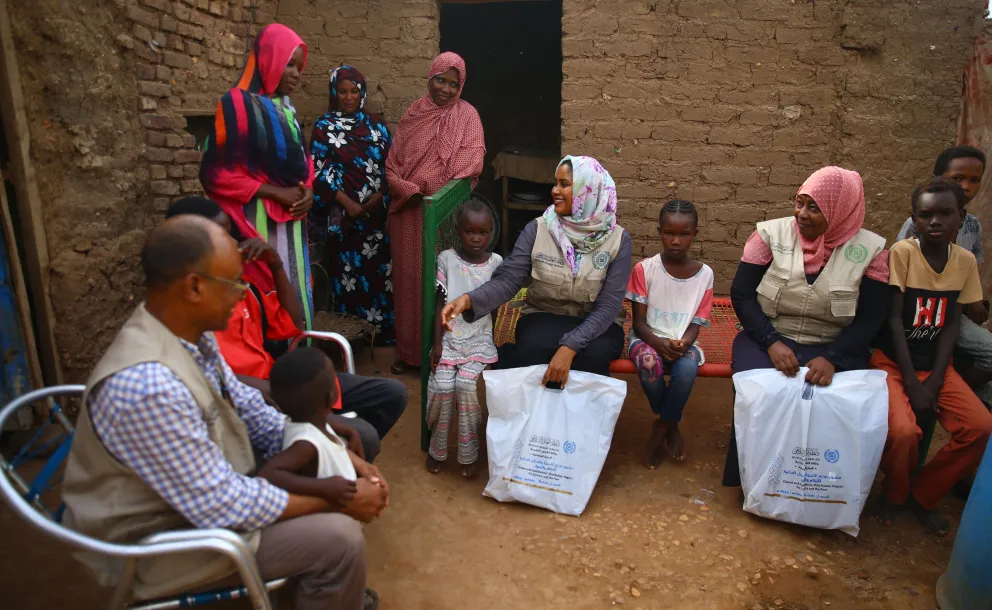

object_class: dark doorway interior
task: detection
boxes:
[440,0,563,251]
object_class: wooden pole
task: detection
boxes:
[0,0,62,385]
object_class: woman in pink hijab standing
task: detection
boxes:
[386,52,485,373]
[722,166,891,487]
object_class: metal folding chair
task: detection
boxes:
[289,330,359,419]
[0,385,287,610]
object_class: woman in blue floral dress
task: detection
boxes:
[310,65,394,342]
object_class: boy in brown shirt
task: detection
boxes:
[872,177,992,535]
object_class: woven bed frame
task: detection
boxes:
[493,289,740,378]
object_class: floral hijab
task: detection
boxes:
[543,155,619,276]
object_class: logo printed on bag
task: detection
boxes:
[563,441,576,454]
[824,449,840,463]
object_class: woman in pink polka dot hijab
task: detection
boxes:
[723,165,891,488]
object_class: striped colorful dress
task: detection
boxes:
[199,24,315,329]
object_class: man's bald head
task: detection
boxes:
[141,215,233,288]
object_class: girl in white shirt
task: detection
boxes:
[625,200,714,469]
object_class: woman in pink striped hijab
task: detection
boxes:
[723,166,891,487]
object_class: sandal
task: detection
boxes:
[389,360,411,375]
[364,588,380,610]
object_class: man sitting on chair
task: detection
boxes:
[165,196,407,463]
[62,216,383,609]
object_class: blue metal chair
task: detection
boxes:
[0,386,286,610]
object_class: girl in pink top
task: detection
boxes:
[626,200,714,469]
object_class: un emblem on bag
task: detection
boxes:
[843,244,868,264]
[824,449,840,463]
[591,251,610,270]
[563,440,576,454]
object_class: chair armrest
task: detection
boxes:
[289,331,356,374]
[137,529,270,610]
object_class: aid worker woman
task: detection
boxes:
[722,166,891,487]
[440,155,631,386]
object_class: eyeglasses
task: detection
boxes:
[197,273,249,295]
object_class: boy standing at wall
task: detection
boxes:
[873,178,992,535]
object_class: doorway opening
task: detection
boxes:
[439,0,563,254]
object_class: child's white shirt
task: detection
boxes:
[282,422,357,480]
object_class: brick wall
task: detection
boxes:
[126,0,277,212]
[8,0,985,377]
[560,0,985,293]
[274,0,439,134]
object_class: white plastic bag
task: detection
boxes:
[734,367,888,536]
[482,365,627,515]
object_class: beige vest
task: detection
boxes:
[755,217,885,345]
[524,218,625,321]
[62,304,259,600]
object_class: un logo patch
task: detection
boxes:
[591,251,610,270]
[843,244,868,264]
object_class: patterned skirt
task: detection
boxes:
[325,213,395,343]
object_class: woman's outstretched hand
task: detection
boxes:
[543,346,577,387]
[440,295,471,331]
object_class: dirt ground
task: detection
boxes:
[0,346,962,610]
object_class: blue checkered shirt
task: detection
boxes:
[88,332,289,531]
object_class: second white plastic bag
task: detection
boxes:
[734,367,888,536]
[483,365,627,516]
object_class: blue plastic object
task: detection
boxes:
[936,440,992,610]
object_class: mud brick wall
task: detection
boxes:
[7,0,986,377]
[561,0,985,293]
[274,0,440,134]
[8,0,280,380]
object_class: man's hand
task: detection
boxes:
[343,478,388,523]
[804,357,835,387]
[907,380,939,424]
[543,345,577,387]
[315,476,357,511]
[352,456,390,503]
[921,374,945,407]
[240,238,282,270]
[768,341,800,377]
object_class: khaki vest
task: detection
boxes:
[755,217,885,345]
[62,304,259,600]
[524,218,625,321]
